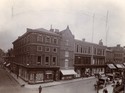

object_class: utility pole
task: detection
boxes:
[92,13,95,43]
[105,11,109,46]
[91,13,95,77]
[11,0,14,18]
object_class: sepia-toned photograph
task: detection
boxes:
[0,0,125,93]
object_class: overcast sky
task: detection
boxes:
[0,0,125,51]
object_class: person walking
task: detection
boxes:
[39,85,42,93]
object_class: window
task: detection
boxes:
[76,45,79,52]
[65,51,69,57]
[45,56,50,65]
[37,35,43,42]
[45,47,50,52]
[65,59,69,68]
[94,48,96,54]
[27,35,30,43]
[66,40,69,46]
[37,56,42,65]
[37,46,42,51]
[52,56,57,65]
[45,36,51,43]
[53,48,57,53]
[53,38,58,44]
[88,47,91,53]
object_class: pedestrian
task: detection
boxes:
[39,85,42,93]
[103,88,108,93]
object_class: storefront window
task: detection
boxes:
[30,73,34,81]
[36,73,44,81]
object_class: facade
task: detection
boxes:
[12,26,107,83]
[59,26,76,80]
[105,48,114,64]
[74,39,106,77]
[109,44,124,64]
[105,45,125,75]
[12,28,61,83]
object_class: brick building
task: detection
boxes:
[74,39,106,77]
[12,28,61,83]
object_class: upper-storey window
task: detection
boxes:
[27,35,30,43]
[88,47,91,54]
[76,45,79,52]
[53,38,58,44]
[52,56,57,65]
[65,51,69,57]
[45,56,50,65]
[53,48,57,53]
[37,46,42,51]
[66,40,69,46]
[37,35,43,42]
[45,36,51,43]
[94,48,96,55]
[45,47,50,52]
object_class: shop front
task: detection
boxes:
[60,69,77,80]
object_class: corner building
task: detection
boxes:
[13,28,61,84]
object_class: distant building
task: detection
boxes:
[109,44,124,64]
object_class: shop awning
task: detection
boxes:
[61,70,77,75]
[107,64,116,69]
[123,63,125,66]
[3,62,6,65]
[6,63,10,67]
[115,64,125,69]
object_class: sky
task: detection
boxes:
[0,0,125,51]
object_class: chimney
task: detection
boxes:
[82,38,85,42]
[55,29,59,33]
[50,24,54,32]
[99,39,103,45]
[50,29,54,32]
[117,44,120,47]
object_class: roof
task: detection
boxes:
[75,39,106,48]
[33,28,61,36]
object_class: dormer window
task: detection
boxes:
[37,35,43,42]
[45,36,51,43]
[53,38,58,44]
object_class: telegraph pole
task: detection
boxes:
[11,0,15,18]
[105,11,109,46]
[92,13,95,43]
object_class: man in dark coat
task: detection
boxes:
[39,86,42,93]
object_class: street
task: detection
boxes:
[0,67,99,93]
[41,78,97,93]
[0,67,34,93]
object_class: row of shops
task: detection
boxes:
[3,62,105,84]
[4,61,125,84]
[106,63,125,79]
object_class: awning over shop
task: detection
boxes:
[3,62,6,65]
[61,70,77,75]
[123,63,125,66]
[6,63,10,67]
[115,64,125,69]
[107,64,116,69]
